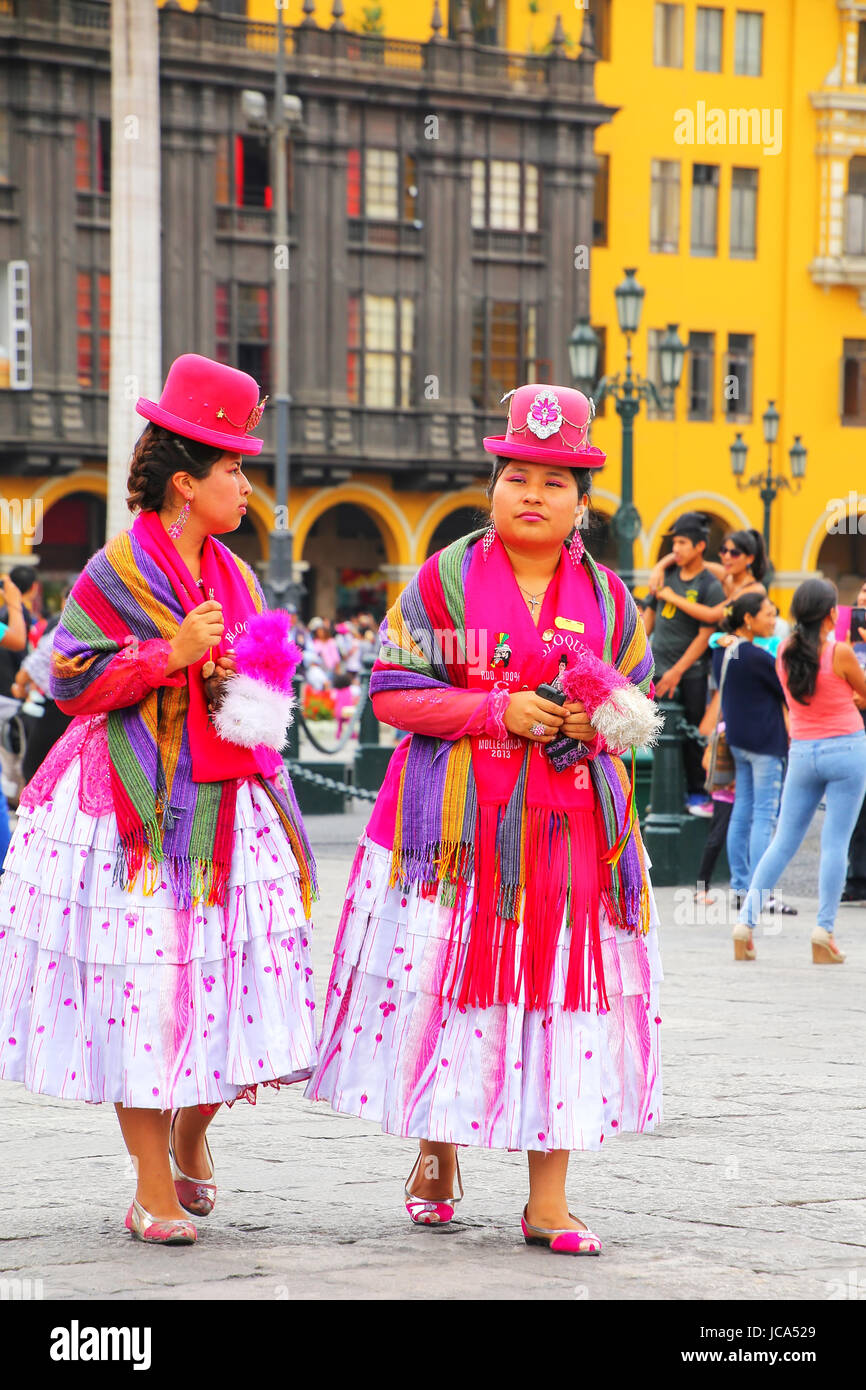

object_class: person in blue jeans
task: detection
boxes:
[711,593,790,916]
[735,579,866,964]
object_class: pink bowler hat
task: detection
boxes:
[483,383,606,468]
[136,353,267,456]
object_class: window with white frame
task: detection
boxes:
[347,293,414,408]
[365,149,400,221]
[650,159,680,253]
[346,148,417,222]
[471,160,539,232]
[654,3,684,67]
[691,164,720,256]
[0,261,32,390]
[730,167,758,257]
[695,7,723,72]
[734,10,763,76]
[724,333,754,420]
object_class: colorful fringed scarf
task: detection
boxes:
[51,515,317,914]
[370,529,655,1013]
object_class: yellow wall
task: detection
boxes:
[588,0,864,613]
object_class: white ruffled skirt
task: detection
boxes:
[306,838,663,1152]
[0,758,317,1108]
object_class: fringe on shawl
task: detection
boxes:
[444,804,610,1015]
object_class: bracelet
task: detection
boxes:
[485,682,511,741]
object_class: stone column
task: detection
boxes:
[106,0,162,540]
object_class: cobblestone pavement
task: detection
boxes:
[1,809,864,1302]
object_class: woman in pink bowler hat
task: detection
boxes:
[0,354,319,1245]
[307,384,663,1255]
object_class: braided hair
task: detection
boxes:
[780,578,838,703]
[126,423,224,514]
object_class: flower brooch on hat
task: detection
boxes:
[212,610,302,751]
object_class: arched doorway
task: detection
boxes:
[653,510,730,565]
[426,506,484,557]
[301,503,389,622]
[816,521,866,604]
[33,491,107,609]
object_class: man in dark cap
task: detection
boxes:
[643,512,725,816]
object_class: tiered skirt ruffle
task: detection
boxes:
[306,838,663,1152]
[0,760,317,1108]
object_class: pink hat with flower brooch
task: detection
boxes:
[136,353,267,456]
[483,383,606,468]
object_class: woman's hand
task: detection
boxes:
[503,690,565,743]
[560,699,595,742]
[204,652,237,710]
[166,600,224,675]
[656,585,680,607]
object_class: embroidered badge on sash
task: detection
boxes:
[491,632,512,668]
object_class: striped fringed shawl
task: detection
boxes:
[370,529,655,957]
[51,528,317,914]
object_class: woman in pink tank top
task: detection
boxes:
[735,579,866,964]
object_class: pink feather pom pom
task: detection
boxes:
[232,610,302,694]
[559,643,629,717]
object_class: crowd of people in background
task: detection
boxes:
[641,510,866,964]
[291,611,380,734]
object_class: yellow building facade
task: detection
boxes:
[11,1,865,618]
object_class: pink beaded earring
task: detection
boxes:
[168,498,191,540]
[482,523,497,560]
[569,529,585,567]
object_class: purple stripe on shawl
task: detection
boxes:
[396,733,455,883]
[369,669,446,695]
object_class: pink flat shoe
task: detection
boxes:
[169,1110,217,1217]
[125,1197,197,1245]
[521,1206,602,1255]
[404,1151,464,1228]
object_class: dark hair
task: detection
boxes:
[9,565,37,593]
[724,527,767,582]
[780,578,838,703]
[126,422,224,514]
[487,456,593,550]
[722,590,768,634]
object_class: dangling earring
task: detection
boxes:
[569,523,585,568]
[482,523,497,561]
[168,497,191,540]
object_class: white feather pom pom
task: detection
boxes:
[213,673,296,751]
[591,684,664,753]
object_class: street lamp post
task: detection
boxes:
[243,11,303,611]
[569,270,686,591]
[729,400,807,557]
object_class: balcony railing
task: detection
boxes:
[7,1,592,100]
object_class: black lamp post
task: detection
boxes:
[570,270,686,591]
[729,399,806,554]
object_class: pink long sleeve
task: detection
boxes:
[371,687,502,740]
[54,638,186,716]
